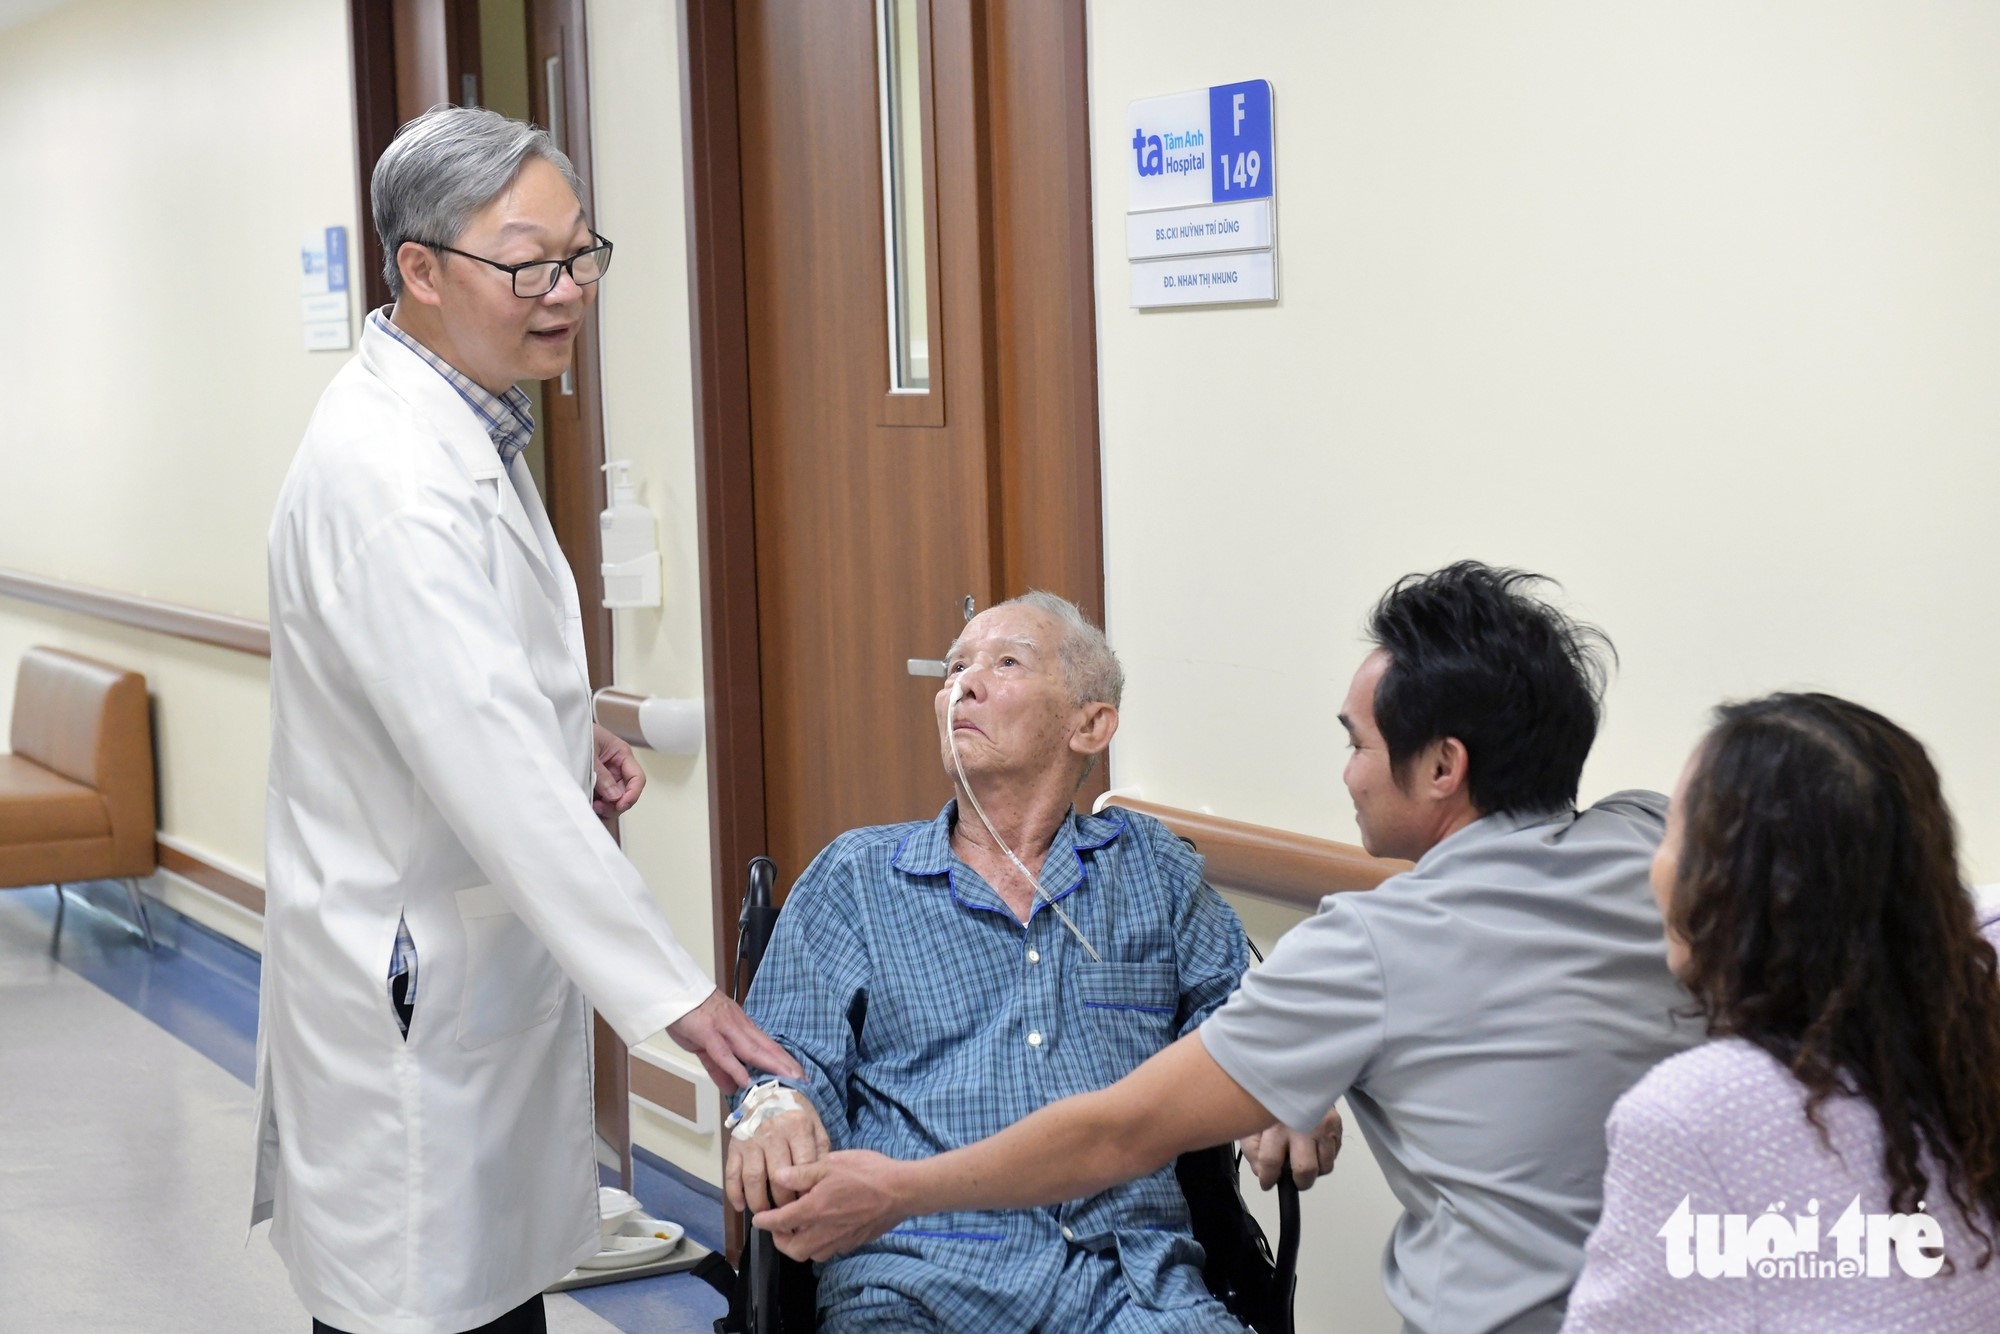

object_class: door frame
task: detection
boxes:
[676,0,1108,1254]
[677,0,770,1031]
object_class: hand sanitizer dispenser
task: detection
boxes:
[599,460,661,609]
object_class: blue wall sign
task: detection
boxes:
[1207,81,1273,203]
[324,226,349,294]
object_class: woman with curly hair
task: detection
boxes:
[1565,692,2000,1330]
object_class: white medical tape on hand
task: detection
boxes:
[726,1081,808,1141]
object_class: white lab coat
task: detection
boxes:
[253,316,713,1333]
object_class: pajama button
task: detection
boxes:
[1062,1226,1076,1242]
[1027,949,1041,964]
[1027,1030,1043,1048]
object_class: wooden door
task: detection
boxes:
[689,0,1106,922]
[688,0,1107,1255]
[736,0,991,888]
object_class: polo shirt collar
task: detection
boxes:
[1415,803,1575,871]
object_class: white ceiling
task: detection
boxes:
[0,0,71,36]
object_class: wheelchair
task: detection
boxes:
[699,858,1301,1334]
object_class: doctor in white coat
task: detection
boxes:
[256,106,798,1334]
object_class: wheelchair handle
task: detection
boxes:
[1275,1165,1301,1304]
[735,856,781,1002]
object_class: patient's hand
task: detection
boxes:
[1239,1106,1343,1191]
[726,1101,832,1214]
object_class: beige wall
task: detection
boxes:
[0,0,358,908]
[1089,0,2000,873]
[1089,2,2000,1327]
[584,0,726,1186]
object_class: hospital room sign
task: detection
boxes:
[1127,79,1273,211]
[1126,80,1278,308]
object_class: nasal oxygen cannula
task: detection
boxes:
[948,674,1102,961]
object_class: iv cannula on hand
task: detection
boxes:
[948,675,1102,961]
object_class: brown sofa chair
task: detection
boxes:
[0,647,158,953]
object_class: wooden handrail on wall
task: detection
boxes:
[0,568,270,657]
[0,567,1402,914]
[1103,795,1410,911]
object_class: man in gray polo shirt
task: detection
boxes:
[754,562,1698,1334]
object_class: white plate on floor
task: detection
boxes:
[576,1217,686,1270]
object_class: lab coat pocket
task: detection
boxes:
[1077,961,1179,1082]
[453,885,566,1050]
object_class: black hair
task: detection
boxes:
[1366,561,1612,817]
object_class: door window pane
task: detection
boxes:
[876,0,929,392]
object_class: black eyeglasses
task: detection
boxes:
[420,231,614,297]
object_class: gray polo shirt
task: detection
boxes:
[1201,792,1697,1334]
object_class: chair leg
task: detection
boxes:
[50,884,66,957]
[122,878,156,952]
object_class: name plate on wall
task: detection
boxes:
[1126,80,1277,309]
[1127,199,1274,260]
[1130,250,1276,308]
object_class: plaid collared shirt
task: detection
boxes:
[741,801,1250,1329]
[368,307,536,469]
[388,914,418,1035]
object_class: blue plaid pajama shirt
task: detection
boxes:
[742,802,1251,1331]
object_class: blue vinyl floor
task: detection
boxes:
[0,881,727,1333]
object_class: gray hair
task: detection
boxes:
[996,590,1125,709]
[371,105,585,299]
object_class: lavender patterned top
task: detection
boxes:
[1564,914,2000,1331]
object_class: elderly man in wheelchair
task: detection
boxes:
[724,592,1341,1332]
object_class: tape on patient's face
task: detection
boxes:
[728,1083,807,1141]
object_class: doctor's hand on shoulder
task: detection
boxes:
[593,724,648,818]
